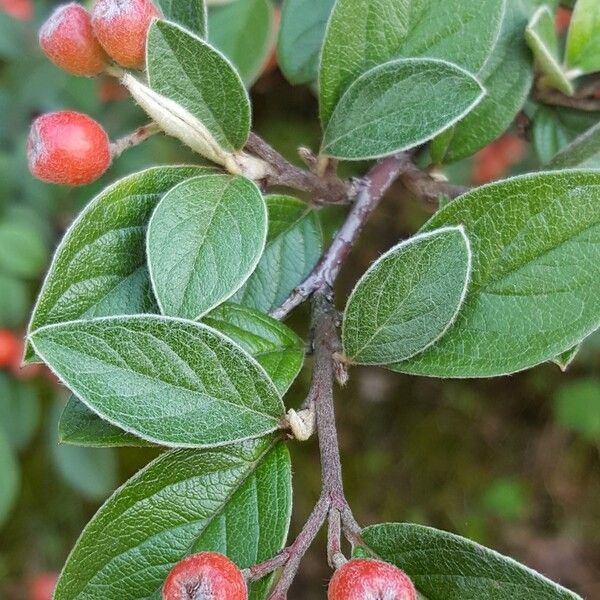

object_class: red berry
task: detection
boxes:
[163,553,247,600]
[0,330,21,368]
[92,0,160,69]
[328,559,417,600]
[0,0,33,22]
[27,111,111,186]
[39,3,108,76]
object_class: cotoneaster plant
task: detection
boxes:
[22,0,600,598]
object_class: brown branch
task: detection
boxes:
[398,161,469,203]
[109,122,161,159]
[246,133,353,205]
[534,75,600,112]
[270,153,410,320]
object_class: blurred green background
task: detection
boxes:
[0,1,598,598]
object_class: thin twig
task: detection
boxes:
[110,122,161,159]
[266,496,330,599]
[270,153,410,320]
[398,161,469,202]
[246,133,353,205]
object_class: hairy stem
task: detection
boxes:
[246,133,353,205]
[110,122,161,159]
[271,153,410,320]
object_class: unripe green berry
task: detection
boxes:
[39,3,108,76]
[92,0,160,69]
[162,552,247,600]
[27,111,111,186]
[328,559,417,600]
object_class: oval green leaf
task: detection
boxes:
[394,171,600,378]
[157,0,207,38]
[525,6,574,95]
[565,0,600,75]
[30,315,284,448]
[25,166,212,363]
[59,395,155,448]
[343,227,471,365]
[549,120,600,169]
[147,19,251,151]
[59,306,302,447]
[278,0,335,85]
[203,303,305,395]
[147,174,267,320]
[53,436,292,600]
[231,194,323,314]
[434,2,534,163]
[319,0,505,126]
[361,523,582,599]
[208,0,274,86]
[321,58,485,160]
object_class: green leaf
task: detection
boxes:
[30,315,284,448]
[549,120,600,169]
[533,106,598,165]
[147,19,251,152]
[434,2,534,163]
[278,0,335,85]
[0,273,28,328]
[342,227,472,365]
[231,194,323,314]
[0,374,40,451]
[157,0,207,38]
[208,0,274,86]
[319,0,505,126]
[50,400,119,501]
[361,523,582,599]
[59,395,155,448]
[203,303,305,395]
[25,166,211,363]
[53,436,292,600]
[565,0,600,74]
[0,219,47,278]
[321,58,485,160]
[59,305,302,447]
[526,6,574,95]
[554,379,600,441]
[0,427,19,528]
[552,344,580,371]
[147,174,267,320]
[394,171,600,378]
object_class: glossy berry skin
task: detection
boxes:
[328,559,417,600]
[92,0,160,69]
[163,552,247,600]
[27,111,111,186]
[39,3,107,76]
[0,330,21,368]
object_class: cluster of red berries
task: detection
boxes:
[28,0,159,186]
[162,552,417,600]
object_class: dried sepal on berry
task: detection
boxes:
[163,553,248,600]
